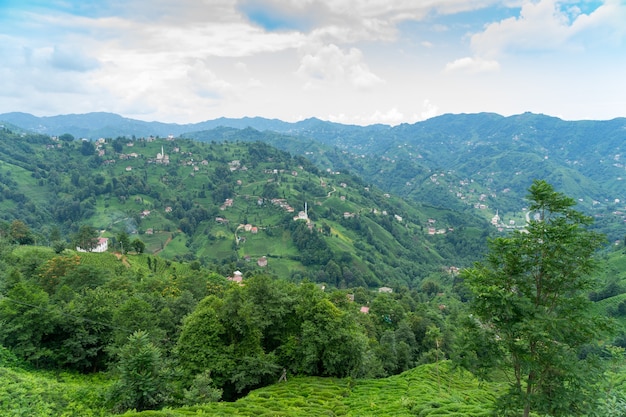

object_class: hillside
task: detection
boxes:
[4,111,625,242]
[126,361,502,417]
[0,126,489,289]
[0,356,501,417]
[1,114,626,415]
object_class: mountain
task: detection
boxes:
[0,112,386,140]
[3,110,626,241]
[0,126,490,289]
[179,113,626,242]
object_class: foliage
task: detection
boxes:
[108,331,169,413]
[119,361,503,417]
[181,370,222,406]
[74,225,99,252]
[131,238,145,254]
[0,366,110,416]
[462,180,613,417]
[175,278,371,399]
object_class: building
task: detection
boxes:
[77,237,109,253]
[228,270,243,284]
[156,146,170,164]
[293,202,309,221]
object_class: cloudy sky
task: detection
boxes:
[1,0,624,125]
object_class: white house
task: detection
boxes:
[77,237,109,253]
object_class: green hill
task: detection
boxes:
[0,358,501,417]
[124,362,502,417]
[3,111,626,242]
[0,126,489,289]
[2,114,626,416]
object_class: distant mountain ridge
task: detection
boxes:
[2,111,625,142]
[0,111,387,140]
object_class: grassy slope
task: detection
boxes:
[122,362,501,417]
[0,365,111,417]
[0,361,500,417]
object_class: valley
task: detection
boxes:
[1,112,626,416]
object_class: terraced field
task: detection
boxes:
[123,362,502,417]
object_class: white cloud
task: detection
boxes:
[444,56,500,73]
[327,107,406,125]
[186,60,234,99]
[236,0,508,43]
[296,44,384,89]
[420,99,440,120]
[369,107,405,124]
[470,0,626,57]
[3,0,625,124]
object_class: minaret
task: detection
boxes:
[305,201,308,218]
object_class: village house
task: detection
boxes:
[257,256,268,267]
[228,271,243,284]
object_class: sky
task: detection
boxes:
[0,0,625,126]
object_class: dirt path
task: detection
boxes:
[114,253,131,268]
[153,234,174,255]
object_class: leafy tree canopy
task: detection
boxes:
[462,180,613,417]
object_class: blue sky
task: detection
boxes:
[0,0,624,125]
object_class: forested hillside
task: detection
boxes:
[2,114,626,416]
[183,113,626,243]
[3,111,626,242]
[0,125,490,289]
[0,241,470,413]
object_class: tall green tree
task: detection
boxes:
[131,238,145,254]
[74,225,99,252]
[109,331,168,413]
[117,231,130,254]
[9,220,34,245]
[462,180,612,417]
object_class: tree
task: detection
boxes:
[131,238,145,254]
[0,280,63,367]
[109,331,169,413]
[462,180,612,417]
[59,133,75,142]
[176,296,235,388]
[117,231,130,254]
[10,220,34,245]
[80,140,95,156]
[74,225,99,252]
